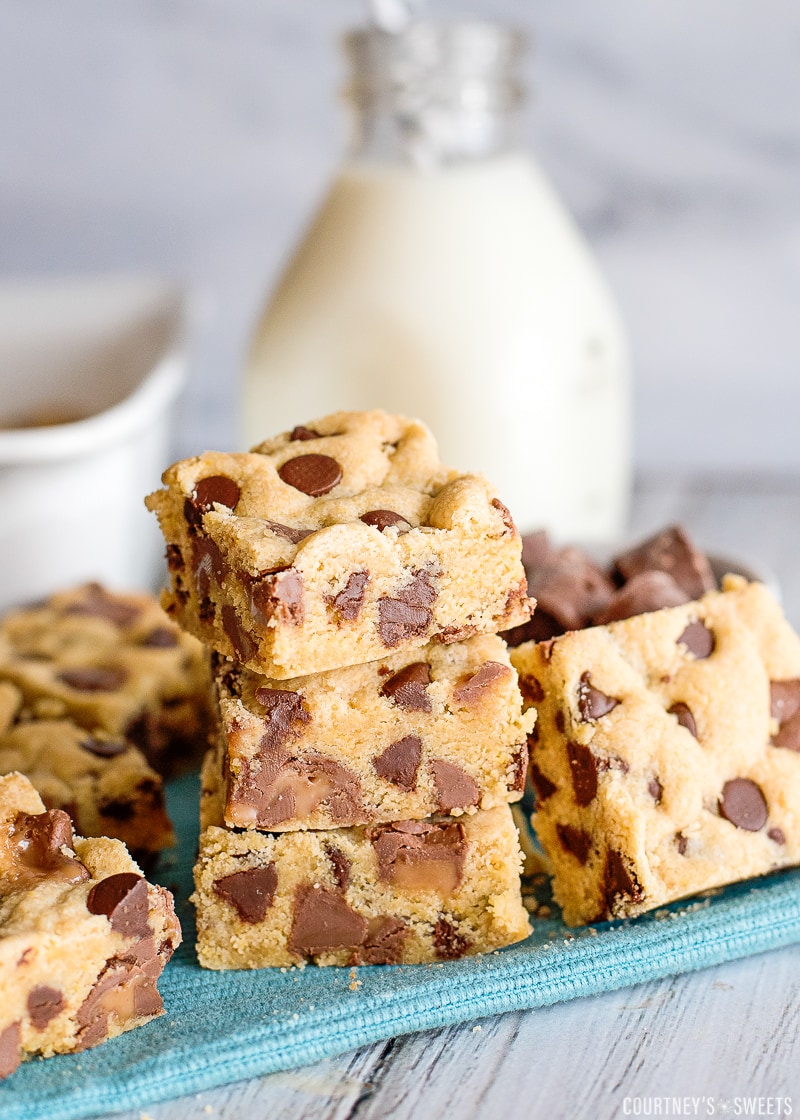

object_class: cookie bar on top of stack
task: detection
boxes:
[148,409,534,967]
[511,575,800,926]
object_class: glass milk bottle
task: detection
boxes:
[242,21,631,539]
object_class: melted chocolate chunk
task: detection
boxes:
[490,498,516,534]
[373,735,422,791]
[530,761,557,802]
[509,744,528,792]
[27,985,65,1030]
[429,760,480,813]
[255,687,310,752]
[250,568,304,627]
[555,710,566,734]
[556,823,592,864]
[139,626,179,648]
[719,778,768,832]
[324,844,351,891]
[357,917,408,965]
[8,809,89,886]
[648,777,664,804]
[57,666,127,693]
[166,544,184,572]
[577,673,619,721]
[235,752,363,828]
[290,425,321,441]
[567,740,599,806]
[453,662,511,705]
[328,570,369,622]
[668,702,698,738]
[0,1022,21,1079]
[770,680,800,751]
[278,454,342,496]
[433,916,470,960]
[221,605,259,663]
[370,820,467,894]
[591,570,691,625]
[612,525,716,601]
[360,510,412,532]
[98,798,136,821]
[76,954,164,1048]
[191,535,226,599]
[80,736,127,758]
[520,675,545,704]
[261,519,314,544]
[289,885,368,956]
[213,864,278,923]
[86,874,150,937]
[380,661,432,711]
[64,584,141,627]
[677,620,715,659]
[193,475,241,513]
[602,850,644,916]
[377,571,437,647]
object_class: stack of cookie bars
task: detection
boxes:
[147,410,535,966]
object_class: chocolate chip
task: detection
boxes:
[377,571,437,647]
[324,845,351,892]
[555,710,566,734]
[429,760,480,813]
[57,666,127,692]
[556,824,592,864]
[9,809,89,886]
[278,454,342,496]
[360,510,412,532]
[166,544,184,571]
[591,570,691,625]
[770,680,800,751]
[719,778,768,832]
[530,761,557,802]
[453,662,511,704]
[261,519,314,544]
[255,687,310,752]
[373,735,422,791]
[677,620,715,659]
[520,676,545,704]
[357,917,408,965]
[328,570,369,622]
[668,702,698,738]
[490,498,516,534]
[213,864,278,923]
[567,740,598,806]
[221,605,258,663]
[290,425,321,441]
[676,833,688,855]
[612,525,716,601]
[139,626,179,648]
[98,798,135,821]
[193,475,241,513]
[525,546,615,633]
[27,985,65,1030]
[234,752,363,828]
[602,850,643,916]
[192,535,226,598]
[64,584,141,626]
[370,820,467,893]
[380,662,432,711]
[509,744,528,792]
[289,885,368,956]
[768,827,786,845]
[0,1022,21,1079]
[433,916,470,960]
[648,777,663,804]
[521,530,552,571]
[250,568,304,627]
[87,873,150,937]
[577,673,619,721]
[80,736,127,758]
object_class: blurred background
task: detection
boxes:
[2,0,799,469]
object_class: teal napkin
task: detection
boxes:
[3,776,800,1120]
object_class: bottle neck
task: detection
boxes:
[342,21,527,169]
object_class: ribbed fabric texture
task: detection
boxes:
[3,776,800,1120]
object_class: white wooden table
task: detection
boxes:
[111,473,800,1120]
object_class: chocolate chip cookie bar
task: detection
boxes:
[192,803,530,968]
[0,583,212,776]
[511,576,800,925]
[146,410,532,679]
[0,682,174,864]
[0,772,181,1078]
[201,634,534,832]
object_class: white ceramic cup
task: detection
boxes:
[0,276,186,612]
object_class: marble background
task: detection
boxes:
[1,0,798,470]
